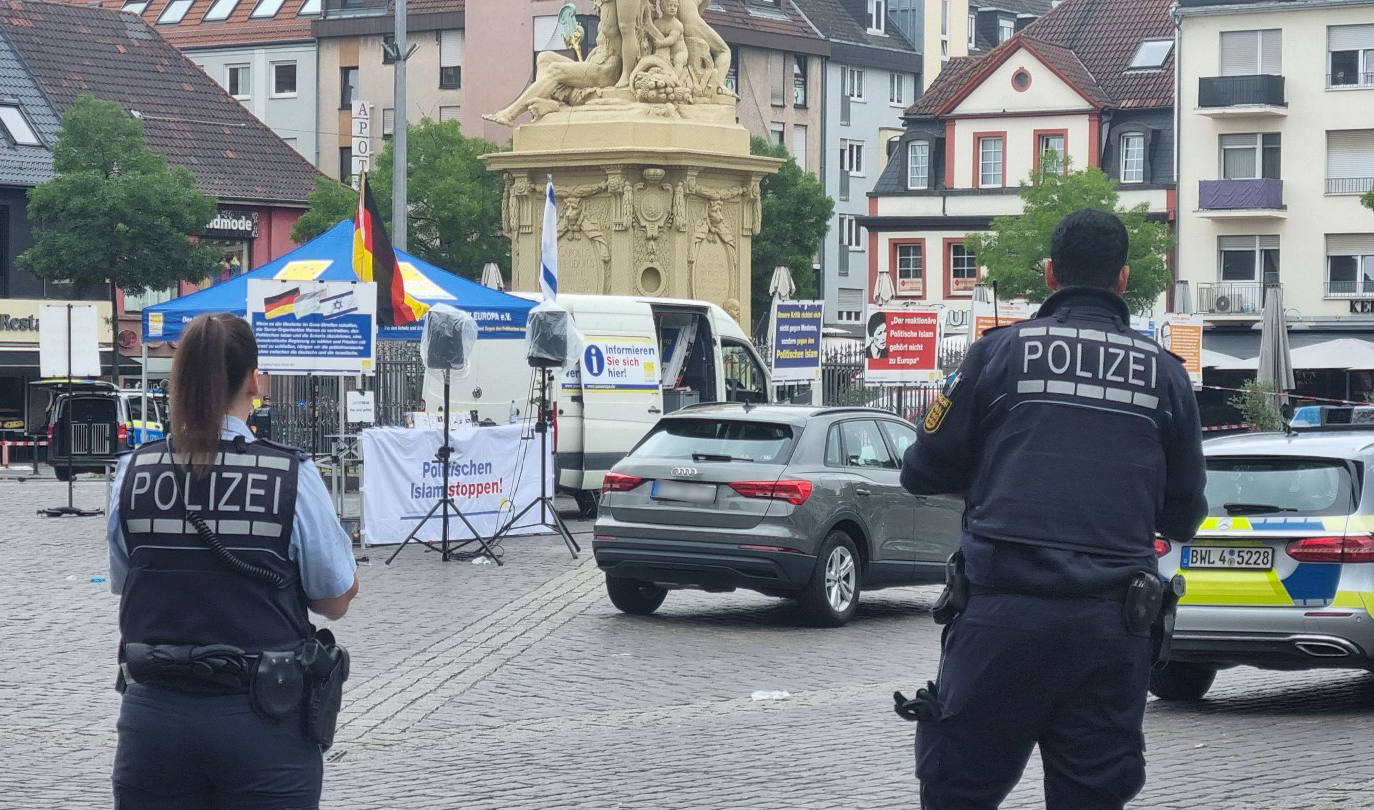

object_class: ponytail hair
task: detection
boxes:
[170,313,258,474]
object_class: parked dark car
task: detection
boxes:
[36,379,160,480]
[592,404,964,626]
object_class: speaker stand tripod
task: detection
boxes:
[386,368,502,565]
[490,367,579,558]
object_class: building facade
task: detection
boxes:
[0,0,321,422]
[861,0,1175,339]
[71,0,321,164]
[1176,0,1374,402]
[792,0,919,327]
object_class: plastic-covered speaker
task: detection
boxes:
[526,307,570,368]
[420,304,478,371]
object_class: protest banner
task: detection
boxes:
[360,424,550,545]
[247,279,376,373]
[863,307,943,384]
[770,301,823,383]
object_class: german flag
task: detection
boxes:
[352,172,428,327]
[264,287,300,319]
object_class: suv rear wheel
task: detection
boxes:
[1149,662,1217,701]
[800,530,862,627]
[605,575,667,615]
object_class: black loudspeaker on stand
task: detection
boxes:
[489,366,579,559]
[385,367,503,566]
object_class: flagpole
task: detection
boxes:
[392,0,407,251]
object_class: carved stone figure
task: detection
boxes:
[687,184,745,297]
[508,174,533,234]
[555,181,612,290]
[486,0,733,127]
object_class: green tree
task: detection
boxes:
[1362,188,1374,214]
[750,137,834,330]
[965,154,1174,313]
[291,119,507,279]
[20,94,219,372]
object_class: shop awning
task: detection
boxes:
[1207,332,1374,371]
[0,347,139,374]
[142,220,534,342]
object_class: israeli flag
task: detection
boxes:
[539,177,558,301]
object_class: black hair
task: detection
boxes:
[1049,208,1129,290]
[867,311,886,335]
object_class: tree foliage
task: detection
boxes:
[19,93,219,294]
[1228,379,1284,433]
[749,137,834,329]
[965,155,1174,313]
[1362,188,1374,214]
[291,119,507,279]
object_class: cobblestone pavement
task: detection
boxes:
[4,476,1374,808]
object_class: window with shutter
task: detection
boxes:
[1220,30,1280,76]
[440,30,463,88]
[769,52,786,106]
[1326,235,1374,296]
[1329,25,1374,87]
[1326,130,1374,194]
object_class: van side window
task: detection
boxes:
[721,340,767,403]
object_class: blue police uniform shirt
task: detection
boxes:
[902,286,1208,596]
[107,416,358,601]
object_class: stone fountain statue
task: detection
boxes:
[481,0,779,326]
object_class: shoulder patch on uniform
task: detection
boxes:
[924,394,953,433]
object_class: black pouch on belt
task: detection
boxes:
[931,550,969,626]
[301,629,350,750]
[1123,571,1164,634]
[250,650,304,721]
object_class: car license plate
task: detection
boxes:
[1182,546,1274,570]
[650,480,717,504]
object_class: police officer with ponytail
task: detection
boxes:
[107,312,359,809]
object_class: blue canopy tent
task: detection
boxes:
[141,219,531,343]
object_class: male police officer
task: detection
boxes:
[900,209,1207,809]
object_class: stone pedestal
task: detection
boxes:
[482,107,781,327]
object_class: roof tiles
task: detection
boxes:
[0,0,321,204]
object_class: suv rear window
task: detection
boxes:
[66,396,117,422]
[633,419,795,464]
[1205,457,1360,517]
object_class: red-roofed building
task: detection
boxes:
[62,0,323,167]
[859,0,1177,334]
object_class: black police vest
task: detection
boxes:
[966,295,1177,560]
[117,437,312,654]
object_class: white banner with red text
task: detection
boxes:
[359,424,552,545]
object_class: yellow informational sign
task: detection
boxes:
[398,262,455,300]
[0,298,112,346]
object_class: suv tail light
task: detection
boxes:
[1153,537,1171,558]
[729,480,813,505]
[46,423,54,445]
[118,422,129,447]
[1286,534,1374,563]
[602,471,644,492]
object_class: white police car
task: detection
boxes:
[1153,405,1374,700]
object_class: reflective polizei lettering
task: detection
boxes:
[1019,330,1159,411]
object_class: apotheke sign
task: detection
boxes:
[203,209,260,240]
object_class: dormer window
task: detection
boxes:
[868,0,886,34]
[0,105,39,146]
[1130,38,1174,70]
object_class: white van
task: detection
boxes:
[424,294,773,516]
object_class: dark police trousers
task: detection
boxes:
[114,683,322,810]
[916,593,1151,810]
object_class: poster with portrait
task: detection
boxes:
[863,306,943,385]
[1161,314,1204,391]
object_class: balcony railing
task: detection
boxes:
[1327,177,1374,195]
[1325,280,1374,298]
[1199,74,1286,108]
[1198,178,1284,210]
[1198,282,1265,315]
[1327,72,1374,89]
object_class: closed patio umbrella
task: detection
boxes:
[1256,284,1295,392]
[480,262,505,291]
